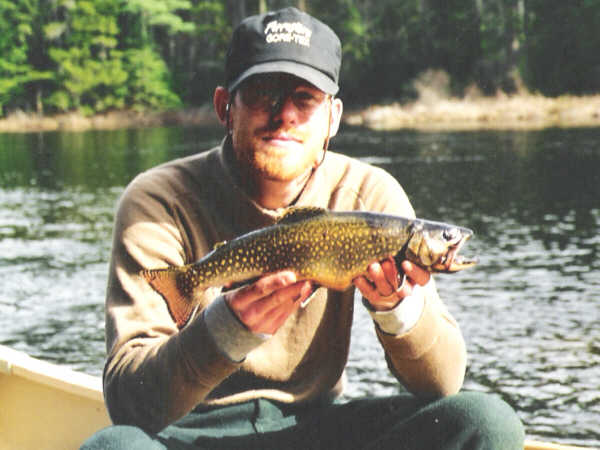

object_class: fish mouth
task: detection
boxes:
[432,234,477,273]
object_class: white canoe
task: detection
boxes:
[0,345,591,450]
[0,345,111,449]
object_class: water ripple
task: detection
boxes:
[1,128,599,447]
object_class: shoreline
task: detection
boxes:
[2,94,600,133]
[0,107,221,134]
[344,94,600,131]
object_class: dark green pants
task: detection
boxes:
[81,392,524,450]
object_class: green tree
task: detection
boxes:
[2,0,600,119]
[475,0,524,94]
[421,0,482,93]
[123,46,181,110]
[46,0,128,114]
[524,0,600,95]
[0,0,51,115]
[183,0,231,104]
[350,0,425,103]
[124,0,194,39]
[307,0,371,104]
[120,0,194,108]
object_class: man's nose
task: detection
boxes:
[270,95,299,124]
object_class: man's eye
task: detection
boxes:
[295,91,314,99]
[292,91,318,106]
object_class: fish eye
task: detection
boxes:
[443,228,459,242]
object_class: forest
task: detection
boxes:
[1,0,599,117]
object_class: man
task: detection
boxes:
[83,7,524,449]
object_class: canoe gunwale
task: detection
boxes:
[0,344,103,402]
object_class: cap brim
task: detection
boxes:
[228,61,339,95]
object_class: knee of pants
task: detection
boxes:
[80,425,164,450]
[442,391,525,448]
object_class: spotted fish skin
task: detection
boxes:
[142,207,475,327]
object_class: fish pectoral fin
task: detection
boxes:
[393,230,414,268]
[278,206,328,224]
[142,268,197,329]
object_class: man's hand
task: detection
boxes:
[224,271,314,335]
[354,258,430,311]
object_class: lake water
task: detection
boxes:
[0,125,598,447]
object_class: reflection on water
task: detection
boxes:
[0,187,116,370]
[0,126,598,446]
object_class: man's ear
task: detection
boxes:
[213,87,230,126]
[327,98,344,138]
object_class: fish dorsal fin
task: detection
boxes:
[277,206,328,224]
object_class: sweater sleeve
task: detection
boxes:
[103,173,243,432]
[361,168,467,397]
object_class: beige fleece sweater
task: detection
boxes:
[103,140,467,432]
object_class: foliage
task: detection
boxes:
[348,0,426,103]
[177,0,230,104]
[1,0,600,117]
[45,0,127,113]
[0,0,52,113]
[524,0,600,95]
[309,0,370,103]
[123,46,181,110]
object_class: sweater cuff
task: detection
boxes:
[363,285,425,335]
[204,296,270,362]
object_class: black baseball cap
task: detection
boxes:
[225,7,341,95]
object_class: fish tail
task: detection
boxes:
[142,267,197,328]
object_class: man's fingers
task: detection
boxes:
[229,271,297,310]
[355,258,432,311]
[237,281,299,325]
[380,257,400,290]
[228,274,313,334]
[401,261,430,286]
[367,261,395,296]
[259,283,312,333]
[353,275,377,298]
[257,280,312,317]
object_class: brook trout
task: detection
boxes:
[143,207,476,327]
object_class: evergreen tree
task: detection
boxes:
[0,0,51,115]
[184,0,231,104]
[46,0,127,114]
[120,0,195,109]
[2,0,600,119]
[525,0,600,95]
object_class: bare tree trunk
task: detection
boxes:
[519,0,526,58]
[36,86,43,115]
[504,1,515,70]
[474,0,483,17]
[297,0,307,11]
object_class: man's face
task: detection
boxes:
[228,73,339,182]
